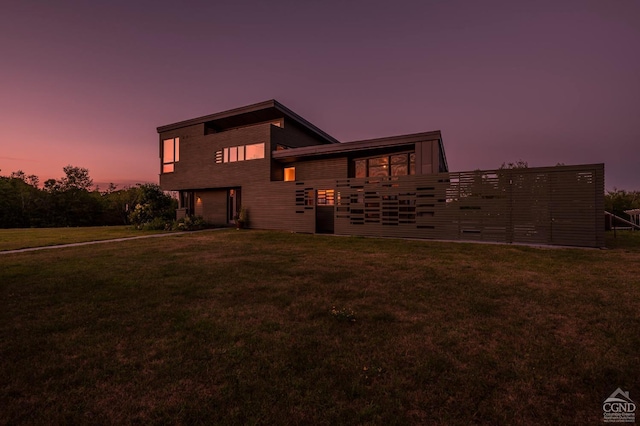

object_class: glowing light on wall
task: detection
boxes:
[284,167,295,181]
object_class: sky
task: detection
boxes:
[1,0,638,190]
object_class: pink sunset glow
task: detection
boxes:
[1,1,638,190]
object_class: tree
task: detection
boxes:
[499,160,528,169]
[40,166,100,226]
[0,174,42,227]
[60,165,93,191]
[128,184,177,228]
[0,166,177,228]
[605,189,640,214]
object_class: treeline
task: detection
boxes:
[605,189,640,216]
[0,166,176,228]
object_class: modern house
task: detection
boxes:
[158,100,604,247]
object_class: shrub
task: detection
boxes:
[128,184,177,228]
[174,216,208,231]
[141,217,171,231]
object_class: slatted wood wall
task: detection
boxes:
[288,164,604,247]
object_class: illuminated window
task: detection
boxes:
[368,156,389,177]
[284,167,296,181]
[317,189,335,205]
[245,143,265,160]
[162,137,179,173]
[216,143,264,164]
[352,152,415,178]
[390,154,408,176]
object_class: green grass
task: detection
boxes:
[0,226,169,251]
[605,229,640,251]
[1,230,639,424]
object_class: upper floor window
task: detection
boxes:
[216,142,265,164]
[284,167,296,181]
[354,152,415,178]
[245,143,265,160]
[162,137,179,173]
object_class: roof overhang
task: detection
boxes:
[157,99,339,144]
[272,131,443,162]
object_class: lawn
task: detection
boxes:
[0,225,170,251]
[1,229,639,424]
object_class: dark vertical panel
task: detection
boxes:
[316,206,335,233]
[420,141,433,174]
[414,143,422,175]
[431,140,440,174]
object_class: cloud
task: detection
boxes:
[0,156,38,162]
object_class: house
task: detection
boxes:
[158,100,447,233]
[158,100,604,247]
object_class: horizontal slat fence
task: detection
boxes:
[289,164,604,247]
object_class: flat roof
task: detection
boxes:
[272,130,443,161]
[157,99,339,144]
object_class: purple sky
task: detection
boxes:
[1,0,638,190]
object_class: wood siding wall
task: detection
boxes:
[160,123,273,191]
[272,120,331,148]
[269,124,338,181]
[414,140,442,174]
[267,164,604,247]
[294,157,348,181]
[194,190,227,224]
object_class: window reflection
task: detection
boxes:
[245,143,265,160]
[352,152,415,178]
[162,137,179,173]
[217,143,265,163]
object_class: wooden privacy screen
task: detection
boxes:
[293,164,604,247]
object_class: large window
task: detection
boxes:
[354,152,415,178]
[162,137,179,173]
[245,143,265,160]
[216,143,265,164]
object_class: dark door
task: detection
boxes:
[183,191,195,215]
[227,188,241,224]
[315,189,335,234]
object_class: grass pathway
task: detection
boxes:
[0,228,222,254]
